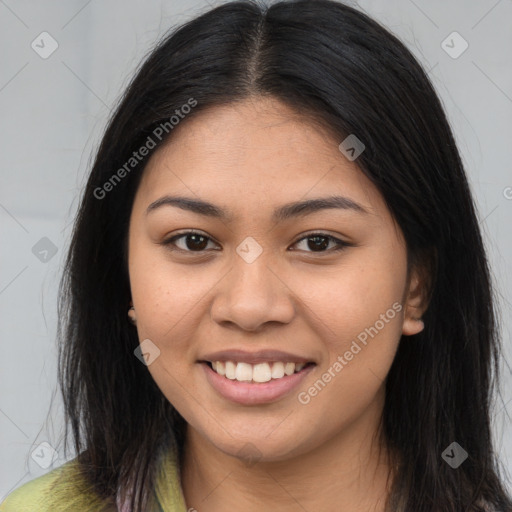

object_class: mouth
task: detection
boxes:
[203,360,316,383]
[199,359,316,405]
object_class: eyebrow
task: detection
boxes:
[145,194,370,222]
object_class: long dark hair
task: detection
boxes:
[55,0,512,510]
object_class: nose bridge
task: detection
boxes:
[210,241,295,330]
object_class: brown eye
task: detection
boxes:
[162,231,349,255]
[163,231,218,252]
[182,233,209,251]
[293,233,349,253]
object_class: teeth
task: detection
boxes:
[271,362,285,379]
[210,361,308,382]
[216,361,226,376]
[284,362,295,376]
[253,363,272,383]
[225,361,236,380]
[235,362,253,382]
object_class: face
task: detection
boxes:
[127,96,425,462]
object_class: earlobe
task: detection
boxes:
[128,301,137,325]
[402,269,428,336]
[402,315,424,336]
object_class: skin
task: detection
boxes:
[127,96,428,511]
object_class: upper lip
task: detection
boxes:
[200,349,315,365]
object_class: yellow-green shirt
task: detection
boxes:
[0,444,187,512]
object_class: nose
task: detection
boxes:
[210,251,296,332]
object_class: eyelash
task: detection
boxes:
[161,230,350,255]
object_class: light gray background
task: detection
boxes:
[1,0,511,500]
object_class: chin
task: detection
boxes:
[206,431,309,465]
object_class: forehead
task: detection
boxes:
[135,97,388,222]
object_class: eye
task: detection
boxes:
[162,230,219,252]
[292,232,349,253]
[161,231,350,254]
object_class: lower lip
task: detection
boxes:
[201,362,315,405]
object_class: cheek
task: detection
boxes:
[292,294,403,436]
[294,248,406,345]
[129,241,213,342]
[292,248,405,401]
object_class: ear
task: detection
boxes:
[128,301,137,325]
[401,262,431,336]
[128,309,137,324]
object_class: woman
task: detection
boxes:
[1,0,511,510]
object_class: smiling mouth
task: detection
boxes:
[203,360,316,383]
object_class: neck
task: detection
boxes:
[180,393,395,511]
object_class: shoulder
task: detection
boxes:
[0,461,70,512]
[1,443,186,512]
[0,458,115,512]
